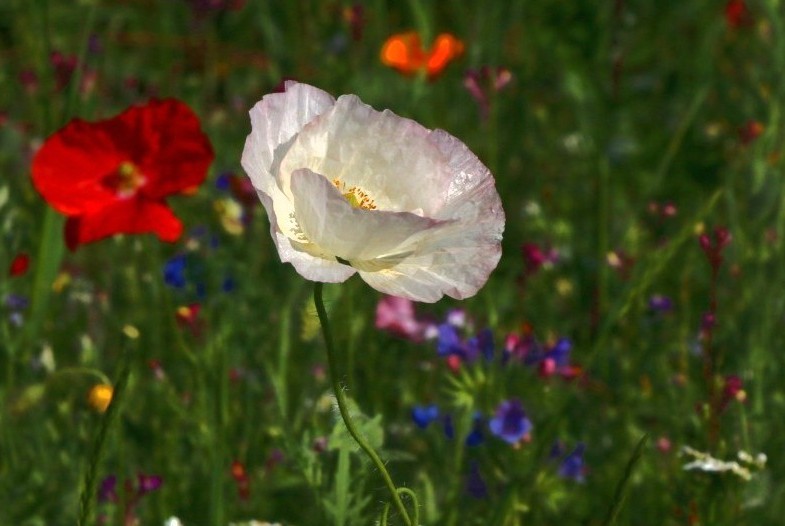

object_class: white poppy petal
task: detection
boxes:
[289,168,447,264]
[279,95,452,216]
[241,82,335,195]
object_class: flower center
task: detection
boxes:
[103,161,146,197]
[332,178,376,210]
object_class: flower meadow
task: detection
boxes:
[1,1,784,525]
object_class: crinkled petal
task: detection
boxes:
[241,82,335,196]
[65,198,182,250]
[279,94,452,216]
[359,130,503,302]
[290,168,447,265]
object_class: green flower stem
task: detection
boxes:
[77,338,134,526]
[313,282,415,526]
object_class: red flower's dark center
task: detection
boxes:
[103,161,145,197]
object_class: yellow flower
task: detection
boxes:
[88,384,113,412]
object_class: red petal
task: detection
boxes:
[32,119,126,215]
[65,199,183,250]
[127,99,214,199]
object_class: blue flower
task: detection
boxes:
[163,254,188,288]
[437,323,465,357]
[488,399,532,445]
[465,413,485,447]
[467,328,494,361]
[411,404,440,429]
[558,443,586,482]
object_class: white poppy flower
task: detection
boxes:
[241,81,504,302]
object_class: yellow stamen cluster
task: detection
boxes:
[333,178,376,210]
[106,161,145,197]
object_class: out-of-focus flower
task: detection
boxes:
[8,252,30,277]
[465,461,488,499]
[176,303,202,336]
[464,413,485,447]
[463,66,513,120]
[519,337,581,379]
[4,293,29,327]
[375,295,433,342]
[558,443,587,482]
[241,82,503,302]
[343,4,365,41]
[521,243,559,277]
[699,226,731,271]
[186,0,246,15]
[98,475,118,503]
[436,324,494,364]
[215,197,245,235]
[87,383,113,412]
[19,69,38,94]
[725,0,751,29]
[381,32,464,78]
[648,294,673,313]
[739,120,764,145]
[719,374,746,411]
[50,51,77,91]
[607,250,635,279]
[136,473,163,495]
[32,99,214,250]
[231,460,250,500]
[681,445,765,481]
[411,404,440,429]
[488,399,532,445]
[164,254,188,288]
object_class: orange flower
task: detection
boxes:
[380,31,464,78]
[88,384,113,412]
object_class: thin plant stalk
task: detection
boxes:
[77,339,135,526]
[313,282,416,526]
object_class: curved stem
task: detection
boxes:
[313,282,414,526]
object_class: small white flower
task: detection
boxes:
[242,82,504,302]
[681,446,766,481]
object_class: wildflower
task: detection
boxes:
[648,294,673,313]
[411,404,440,429]
[231,460,250,500]
[163,254,188,288]
[465,461,488,499]
[719,374,746,411]
[464,413,485,447]
[87,384,113,412]
[521,243,558,277]
[488,399,532,445]
[50,51,77,91]
[176,303,202,334]
[241,82,504,302]
[214,197,245,235]
[698,226,731,271]
[681,445,765,481]
[343,4,365,41]
[98,475,118,503]
[32,99,214,250]
[557,443,587,482]
[380,32,464,78]
[8,252,30,277]
[437,324,493,363]
[725,0,751,29]
[739,120,764,145]
[524,337,581,379]
[375,295,432,342]
[137,473,163,495]
[463,66,513,120]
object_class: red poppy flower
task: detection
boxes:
[380,31,464,78]
[32,99,214,250]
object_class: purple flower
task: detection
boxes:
[467,328,494,361]
[558,443,586,482]
[648,294,673,312]
[97,475,117,503]
[137,473,163,495]
[437,323,465,357]
[437,324,494,362]
[411,404,440,429]
[489,399,532,445]
[465,461,489,499]
[4,293,28,311]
